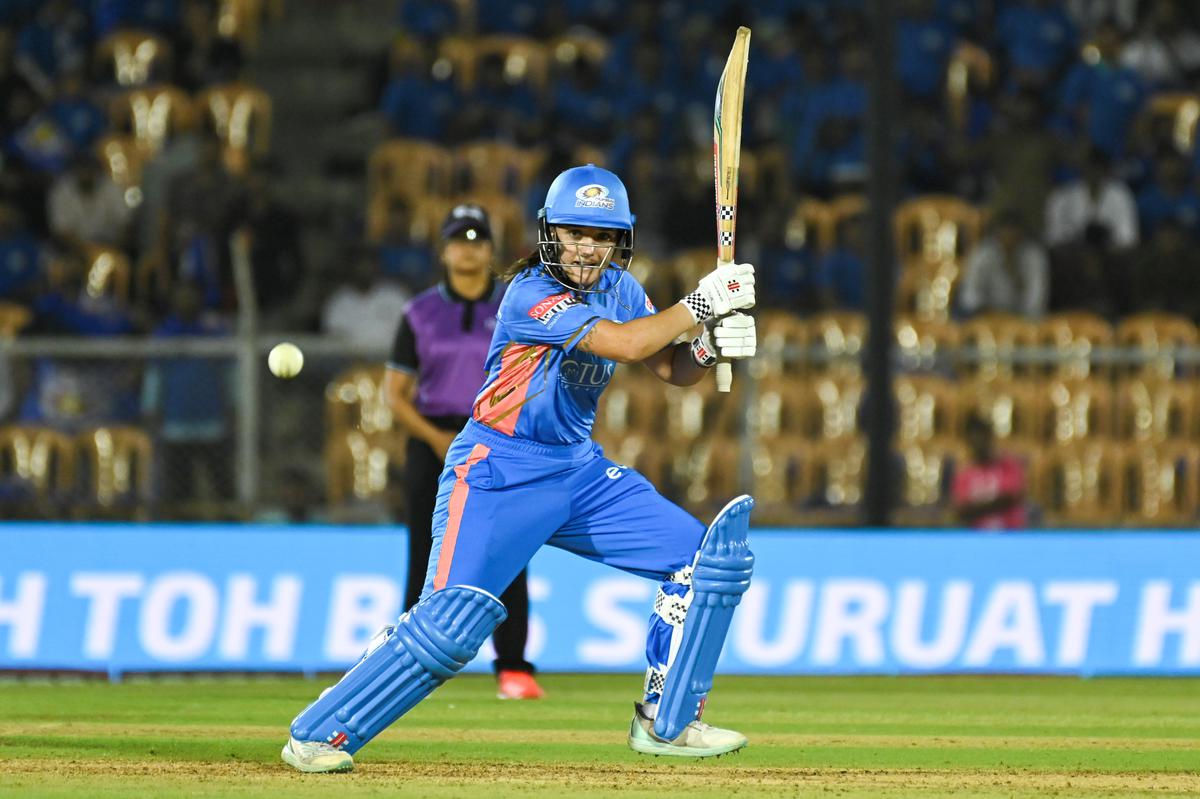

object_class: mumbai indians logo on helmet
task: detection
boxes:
[575,184,615,210]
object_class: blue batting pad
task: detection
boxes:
[654,495,754,741]
[290,585,506,754]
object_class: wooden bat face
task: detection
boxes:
[714,26,750,265]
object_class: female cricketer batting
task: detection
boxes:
[282,164,758,772]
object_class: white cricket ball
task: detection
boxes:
[268,342,304,378]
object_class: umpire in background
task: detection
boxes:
[384,204,544,700]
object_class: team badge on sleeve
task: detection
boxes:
[528,292,581,326]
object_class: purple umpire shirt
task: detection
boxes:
[388,279,505,420]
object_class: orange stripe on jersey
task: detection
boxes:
[472,343,551,436]
[433,443,491,591]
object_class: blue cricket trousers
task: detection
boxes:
[423,420,705,600]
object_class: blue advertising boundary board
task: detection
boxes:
[2,524,1200,678]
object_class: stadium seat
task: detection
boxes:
[802,375,864,441]
[893,195,984,270]
[946,42,994,133]
[326,365,395,440]
[786,199,836,254]
[895,374,960,444]
[895,316,960,372]
[747,434,807,526]
[455,142,545,195]
[747,375,808,438]
[1038,312,1114,380]
[1043,378,1115,443]
[0,426,76,510]
[800,436,866,510]
[96,29,172,87]
[1115,312,1199,380]
[218,0,266,49]
[663,380,736,443]
[595,372,663,436]
[962,378,1044,442]
[110,85,195,154]
[677,435,740,518]
[895,436,968,510]
[439,35,548,91]
[81,244,132,305]
[670,248,714,290]
[806,311,866,376]
[0,302,33,337]
[1120,441,1200,527]
[195,82,272,174]
[958,312,1039,381]
[368,139,455,202]
[1036,440,1122,527]
[326,429,394,505]
[76,426,153,517]
[1142,92,1200,155]
[1116,378,1196,442]
[549,34,610,69]
[94,134,145,201]
[895,262,961,322]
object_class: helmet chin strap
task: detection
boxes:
[536,216,635,295]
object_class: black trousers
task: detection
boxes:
[403,430,534,674]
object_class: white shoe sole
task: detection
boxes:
[280,744,354,773]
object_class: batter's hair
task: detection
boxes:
[496,249,540,281]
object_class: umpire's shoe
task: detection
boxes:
[627,701,747,758]
[281,736,354,773]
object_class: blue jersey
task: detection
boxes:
[470,265,656,445]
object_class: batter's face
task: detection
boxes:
[442,237,493,274]
[553,224,620,288]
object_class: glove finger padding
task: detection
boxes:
[712,313,757,358]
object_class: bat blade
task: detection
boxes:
[714,25,750,266]
[713,26,750,393]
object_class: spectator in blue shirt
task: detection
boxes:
[142,281,233,512]
[378,42,458,141]
[374,195,433,292]
[896,0,957,101]
[997,0,1078,89]
[0,202,43,302]
[1059,19,1146,160]
[396,0,459,40]
[14,0,90,100]
[46,66,106,153]
[816,211,868,310]
[1136,150,1200,237]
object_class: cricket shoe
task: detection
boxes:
[280,736,354,773]
[496,669,545,700]
[627,701,747,758]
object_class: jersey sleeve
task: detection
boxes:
[499,278,602,353]
[621,272,658,321]
[387,313,418,374]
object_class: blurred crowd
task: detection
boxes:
[3,0,1200,523]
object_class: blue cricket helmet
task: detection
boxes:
[540,164,635,230]
[537,164,637,293]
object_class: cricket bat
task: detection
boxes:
[713,26,750,393]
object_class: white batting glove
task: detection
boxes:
[691,313,757,366]
[680,261,755,323]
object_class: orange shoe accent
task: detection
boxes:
[496,670,545,700]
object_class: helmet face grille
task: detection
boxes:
[537,215,635,295]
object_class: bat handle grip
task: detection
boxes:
[715,361,733,392]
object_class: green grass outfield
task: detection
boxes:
[1,674,1199,798]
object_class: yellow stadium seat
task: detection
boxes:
[748,375,808,438]
[1042,378,1114,444]
[109,85,194,154]
[1116,312,1199,380]
[1035,440,1122,527]
[1120,441,1200,527]
[895,316,960,371]
[1116,378,1196,442]
[801,375,864,441]
[748,434,808,525]
[958,312,1039,381]
[1038,312,1114,380]
[946,42,994,133]
[0,425,76,505]
[0,302,32,337]
[751,310,806,377]
[962,378,1044,442]
[1142,92,1200,155]
[893,195,985,270]
[455,142,545,196]
[96,29,172,87]
[896,436,968,510]
[368,139,455,202]
[195,82,272,174]
[76,426,153,516]
[806,311,866,377]
[895,375,961,444]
